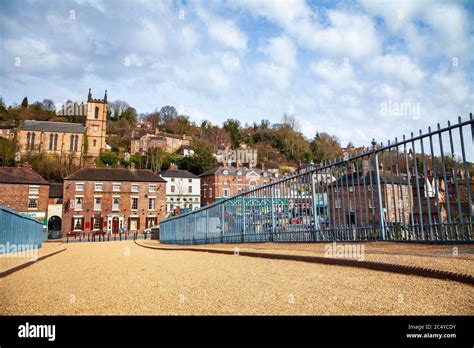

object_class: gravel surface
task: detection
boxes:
[0,242,65,273]
[0,240,472,315]
[149,241,474,276]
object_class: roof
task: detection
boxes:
[159,169,199,179]
[0,166,48,185]
[19,120,86,133]
[329,170,409,186]
[65,168,166,182]
[0,125,15,129]
[49,183,63,198]
[199,166,277,178]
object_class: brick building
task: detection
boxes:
[63,167,167,236]
[47,183,63,236]
[0,165,49,224]
[327,165,411,226]
[130,129,192,155]
[199,166,279,206]
[0,125,15,140]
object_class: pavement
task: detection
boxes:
[0,240,472,315]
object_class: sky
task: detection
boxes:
[0,0,473,148]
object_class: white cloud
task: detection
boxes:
[207,19,248,52]
[259,35,297,69]
[256,62,292,90]
[368,54,425,87]
[310,59,362,93]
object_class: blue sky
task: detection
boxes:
[1,0,473,147]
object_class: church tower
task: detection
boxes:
[85,89,107,161]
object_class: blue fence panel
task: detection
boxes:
[0,204,43,254]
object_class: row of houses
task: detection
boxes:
[0,162,279,237]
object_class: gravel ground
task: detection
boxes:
[0,240,472,315]
[0,242,65,273]
[149,241,474,276]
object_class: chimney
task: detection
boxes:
[170,163,178,170]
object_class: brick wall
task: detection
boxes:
[0,183,49,215]
[62,180,166,235]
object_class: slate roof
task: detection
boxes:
[199,166,277,178]
[65,168,166,182]
[159,169,199,179]
[0,166,48,185]
[330,170,409,186]
[49,183,64,198]
[19,120,86,133]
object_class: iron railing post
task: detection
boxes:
[373,142,386,240]
[311,172,320,241]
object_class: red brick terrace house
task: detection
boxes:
[63,168,167,236]
[0,165,49,224]
[200,166,279,206]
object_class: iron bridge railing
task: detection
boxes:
[160,114,473,244]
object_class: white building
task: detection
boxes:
[160,166,201,215]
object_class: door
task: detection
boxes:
[112,217,119,234]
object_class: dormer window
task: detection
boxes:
[237,171,241,175]
[263,173,267,177]
[223,170,228,175]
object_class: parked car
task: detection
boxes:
[144,225,160,240]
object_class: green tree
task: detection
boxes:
[310,132,342,164]
[21,97,28,108]
[95,151,119,167]
[184,139,217,175]
[223,119,243,148]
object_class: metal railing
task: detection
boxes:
[0,204,44,253]
[160,114,473,244]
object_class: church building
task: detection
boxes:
[16,89,108,165]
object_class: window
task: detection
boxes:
[188,186,192,193]
[209,188,213,197]
[131,197,138,210]
[94,183,103,192]
[26,132,31,149]
[93,216,102,230]
[223,179,229,185]
[112,197,120,210]
[130,217,138,231]
[237,171,241,175]
[75,196,83,211]
[76,183,84,192]
[74,135,79,151]
[54,134,58,150]
[131,184,139,193]
[134,140,139,151]
[203,189,207,198]
[147,217,156,228]
[369,198,374,209]
[368,185,373,191]
[30,133,35,149]
[113,183,121,192]
[70,134,74,151]
[171,186,175,193]
[222,188,230,198]
[171,178,175,182]
[223,170,228,175]
[93,139,97,147]
[93,125,99,132]
[188,179,192,183]
[148,198,156,210]
[349,186,355,192]
[249,180,257,189]
[49,134,54,150]
[94,197,102,211]
[335,199,341,209]
[263,172,267,177]
[29,185,39,195]
[28,197,38,209]
[349,199,355,212]
[73,217,84,231]
[95,106,99,119]
[149,184,156,193]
